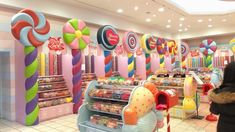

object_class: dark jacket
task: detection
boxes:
[208,86,235,132]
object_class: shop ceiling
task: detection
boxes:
[55,0,235,36]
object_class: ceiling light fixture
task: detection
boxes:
[146,2,149,6]
[168,19,171,23]
[178,29,183,32]
[152,14,156,17]
[222,19,227,22]
[158,7,165,12]
[208,18,212,21]
[208,24,213,28]
[180,17,185,21]
[179,23,183,27]
[187,25,191,27]
[197,19,203,22]
[117,9,123,13]
[166,25,171,28]
[184,28,188,31]
[146,18,151,22]
[134,6,139,11]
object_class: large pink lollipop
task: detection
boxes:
[63,19,90,113]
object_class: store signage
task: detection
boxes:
[48,37,65,51]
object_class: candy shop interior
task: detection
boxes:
[1,0,235,132]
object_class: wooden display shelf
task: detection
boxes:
[157,85,183,89]
[39,75,63,78]
[38,87,68,93]
[38,81,66,86]
[39,95,71,102]
[39,103,73,122]
[91,97,129,103]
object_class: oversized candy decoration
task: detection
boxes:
[123,31,138,78]
[168,40,178,69]
[156,38,167,68]
[63,19,90,113]
[229,38,235,61]
[141,34,156,77]
[181,42,189,69]
[199,39,217,69]
[183,76,196,113]
[97,25,119,77]
[11,9,50,126]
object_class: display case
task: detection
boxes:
[38,75,73,121]
[78,79,164,132]
[148,73,197,119]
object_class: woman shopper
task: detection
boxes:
[208,62,235,132]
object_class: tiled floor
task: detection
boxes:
[0,103,217,132]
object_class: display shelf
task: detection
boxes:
[79,121,122,132]
[157,85,183,89]
[39,75,63,78]
[38,88,68,93]
[38,81,66,86]
[91,97,129,103]
[78,80,163,132]
[38,95,71,102]
[87,108,122,116]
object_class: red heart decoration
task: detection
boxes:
[106,29,119,46]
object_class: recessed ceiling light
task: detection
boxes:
[184,28,188,31]
[178,29,183,32]
[208,24,213,28]
[117,9,123,13]
[166,25,171,28]
[222,19,227,22]
[158,7,164,12]
[197,19,203,23]
[208,18,212,22]
[152,14,156,17]
[146,2,149,6]
[134,6,139,11]
[187,25,191,27]
[146,18,151,22]
[180,17,185,21]
[179,23,183,27]
[168,19,171,23]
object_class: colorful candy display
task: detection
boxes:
[156,38,167,68]
[181,42,190,69]
[141,34,156,77]
[63,19,90,113]
[199,39,217,69]
[168,40,178,69]
[97,25,119,77]
[123,31,138,78]
[229,38,235,53]
[11,9,50,126]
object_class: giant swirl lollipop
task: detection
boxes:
[11,9,50,125]
[63,19,90,113]
[141,34,156,77]
[168,40,178,69]
[229,38,235,57]
[156,38,168,68]
[181,42,190,69]
[97,25,119,77]
[199,39,217,69]
[123,31,138,78]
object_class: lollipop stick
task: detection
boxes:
[24,46,39,126]
[171,54,175,69]
[72,49,83,113]
[159,54,165,69]
[145,53,151,77]
[104,51,112,77]
[128,53,134,78]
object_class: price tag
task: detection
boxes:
[82,64,85,71]
[189,71,203,85]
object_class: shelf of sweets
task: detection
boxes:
[87,102,125,116]
[79,115,122,131]
[38,75,72,108]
